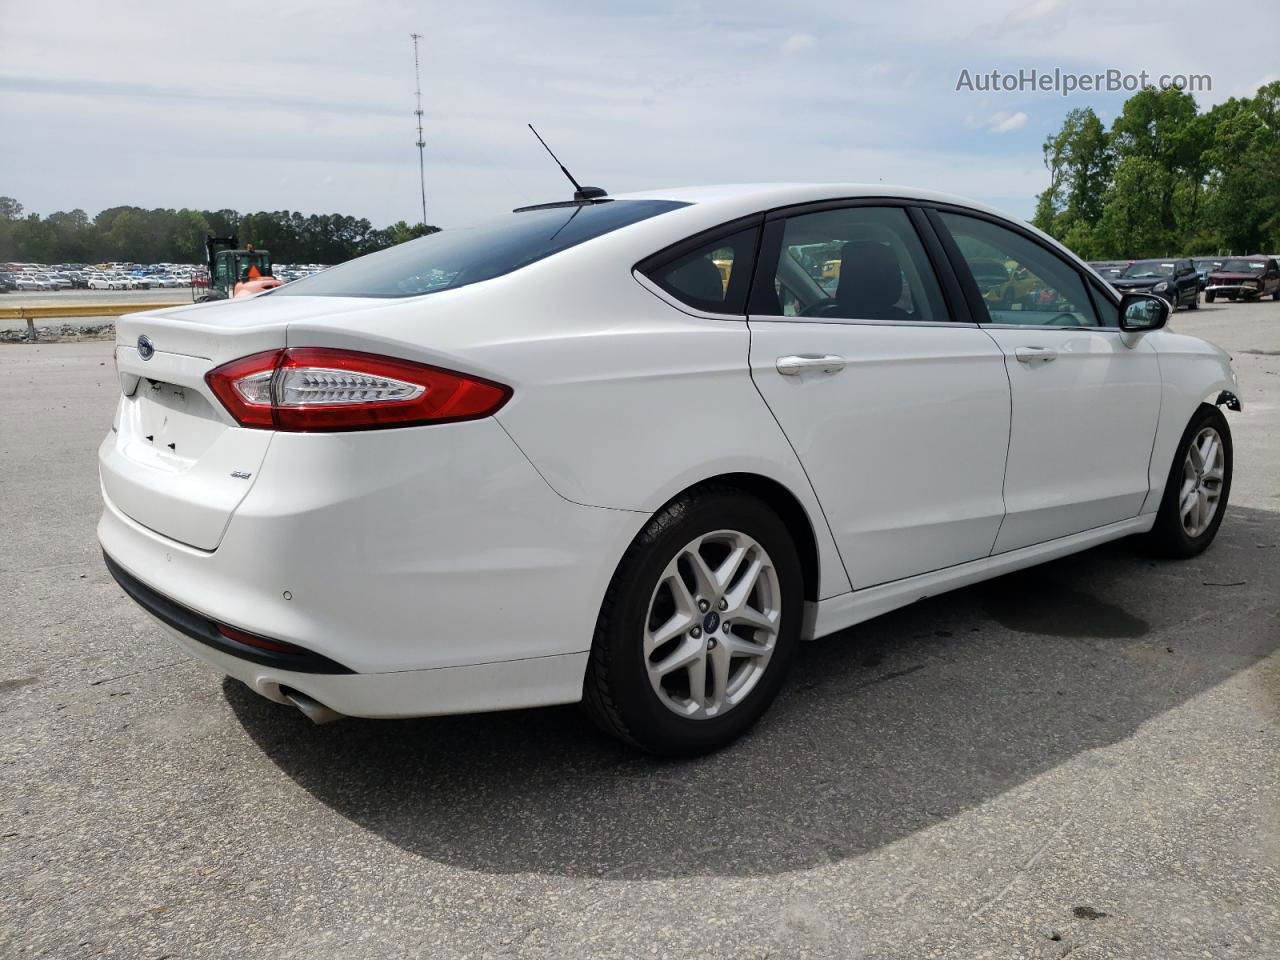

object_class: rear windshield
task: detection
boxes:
[273,199,689,299]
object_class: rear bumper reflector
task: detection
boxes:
[102,552,354,675]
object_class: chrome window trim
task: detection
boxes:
[746,314,978,329]
[978,322,1122,332]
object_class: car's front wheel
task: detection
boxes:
[583,486,803,755]
[1147,404,1232,558]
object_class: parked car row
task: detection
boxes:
[0,261,326,293]
[1087,255,1280,310]
[0,263,183,292]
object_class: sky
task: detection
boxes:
[1,0,1276,229]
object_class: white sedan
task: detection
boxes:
[99,184,1240,754]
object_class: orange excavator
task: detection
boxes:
[192,235,283,301]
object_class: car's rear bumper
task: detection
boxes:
[98,416,644,712]
[150,608,589,719]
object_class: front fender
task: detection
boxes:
[1141,330,1241,514]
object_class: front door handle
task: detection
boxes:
[1014,346,1057,364]
[776,354,846,376]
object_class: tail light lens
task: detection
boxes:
[206,348,511,431]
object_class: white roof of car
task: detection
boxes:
[614,182,1016,221]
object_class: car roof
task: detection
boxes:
[610,182,1017,221]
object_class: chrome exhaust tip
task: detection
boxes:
[281,687,345,725]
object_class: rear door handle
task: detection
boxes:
[1014,346,1057,364]
[776,354,846,376]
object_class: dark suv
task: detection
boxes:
[1110,258,1200,311]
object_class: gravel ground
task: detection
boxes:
[2,299,1278,959]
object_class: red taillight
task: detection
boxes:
[205,348,511,432]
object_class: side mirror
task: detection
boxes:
[1119,293,1169,332]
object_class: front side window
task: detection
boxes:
[939,212,1097,326]
[1089,284,1120,327]
[757,206,948,322]
[641,226,760,314]
[274,199,689,299]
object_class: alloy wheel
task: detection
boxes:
[1179,426,1226,537]
[643,530,781,719]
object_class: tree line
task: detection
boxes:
[1032,81,1280,259]
[0,198,437,265]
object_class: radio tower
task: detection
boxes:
[410,32,427,228]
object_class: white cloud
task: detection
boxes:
[986,111,1029,133]
[781,33,816,56]
[1007,0,1063,24]
[1,0,1275,227]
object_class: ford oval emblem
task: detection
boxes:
[137,335,155,360]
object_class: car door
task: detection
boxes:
[1176,259,1197,305]
[929,208,1162,553]
[746,202,1011,589]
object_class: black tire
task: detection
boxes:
[1206,292,1215,303]
[1272,289,1279,301]
[1188,291,1199,309]
[582,485,804,756]
[1146,404,1232,558]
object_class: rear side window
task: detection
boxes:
[639,225,760,314]
[273,199,689,299]
[755,206,948,322]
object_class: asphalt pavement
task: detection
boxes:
[2,299,1278,959]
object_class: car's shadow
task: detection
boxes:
[225,506,1280,879]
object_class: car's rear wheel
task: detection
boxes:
[582,486,803,755]
[1206,292,1216,303]
[1146,404,1232,558]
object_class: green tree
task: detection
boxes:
[1033,107,1112,239]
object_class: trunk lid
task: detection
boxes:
[102,297,376,550]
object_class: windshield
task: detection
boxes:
[1219,259,1264,272]
[274,199,689,299]
[1122,261,1175,278]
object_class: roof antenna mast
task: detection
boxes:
[527,124,607,202]
[411,33,428,228]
